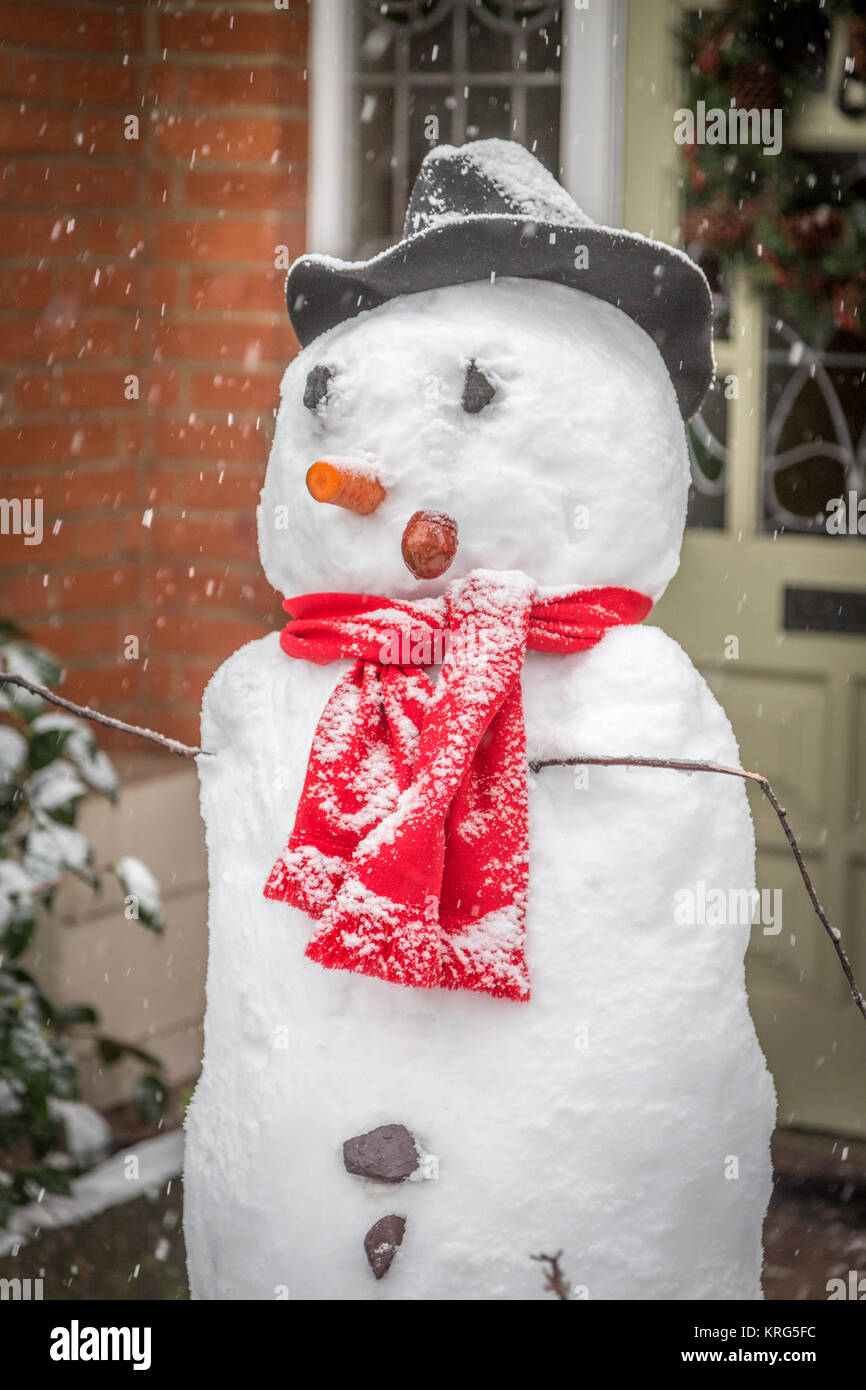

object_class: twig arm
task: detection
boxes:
[530,753,866,1024]
[2,672,862,1024]
[0,672,205,758]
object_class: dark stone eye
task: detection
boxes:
[303,364,334,412]
[461,361,496,414]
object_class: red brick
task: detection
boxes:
[64,665,139,708]
[142,368,181,407]
[147,513,257,564]
[0,211,141,257]
[0,565,136,616]
[14,370,53,409]
[78,317,128,359]
[56,163,138,207]
[150,464,264,509]
[28,616,119,661]
[0,106,73,153]
[0,0,311,739]
[54,367,180,410]
[8,515,124,566]
[185,165,306,211]
[149,563,273,613]
[153,316,290,364]
[189,268,286,314]
[154,416,268,464]
[2,267,53,310]
[157,10,307,57]
[0,3,142,52]
[179,663,218,702]
[7,56,56,100]
[190,369,281,411]
[147,167,173,211]
[56,368,135,410]
[0,422,117,465]
[149,60,306,111]
[73,113,124,157]
[153,114,306,163]
[57,57,138,104]
[142,268,180,311]
[153,612,270,657]
[151,215,300,265]
[0,315,77,359]
[138,662,175,703]
[3,464,140,513]
[61,265,139,309]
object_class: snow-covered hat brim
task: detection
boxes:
[285,215,714,420]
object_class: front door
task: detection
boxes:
[625,0,866,1135]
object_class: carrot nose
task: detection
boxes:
[306,460,385,515]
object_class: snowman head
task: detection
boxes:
[258,141,712,604]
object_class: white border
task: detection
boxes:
[560,0,628,225]
[307,0,353,256]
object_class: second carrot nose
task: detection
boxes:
[306,460,385,515]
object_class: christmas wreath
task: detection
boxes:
[679,0,866,340]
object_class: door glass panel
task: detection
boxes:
[760,152,866,538]
[686,376,728,530]
[351,0,563,256]
[763,318,866,537]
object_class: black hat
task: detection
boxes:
[286,139,714,420]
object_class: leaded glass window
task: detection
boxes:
[763,316,866,536]
[761,153,866,539]
[350,1,563,257]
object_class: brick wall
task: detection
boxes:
[0,0,308,748]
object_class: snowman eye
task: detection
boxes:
[303,364,334,413]
[461,362,496,414]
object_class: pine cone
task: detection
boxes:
[681,199,746,248]
[781,205,845,256]
[847,16,866,80]
[697,38,722,78]
[833,278,866,335]
[728,61,781,111]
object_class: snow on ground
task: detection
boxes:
[0,1130,184,1258]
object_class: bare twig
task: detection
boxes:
[0,672,205,758]
[531,1250,571,1300]
[530,753,866,1025]
[2,669,862,1024]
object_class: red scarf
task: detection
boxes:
[264,571,651,1001]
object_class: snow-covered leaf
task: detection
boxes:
[0,861,36,942]
[22,823,93,887]
[113,856,163,932]
[0,859,35,897]
[48,1098,112,1167]
[0,641,63,718]
[30,713,118,799]
[0,726,27,791]
[26,763,87,814]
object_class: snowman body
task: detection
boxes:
[183,279,776,1300]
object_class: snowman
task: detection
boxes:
[183,140,776,1301]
